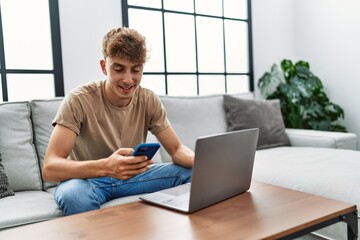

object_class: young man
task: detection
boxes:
[42,28,194,216]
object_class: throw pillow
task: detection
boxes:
[223,95,290,150]
[0,153,15,198]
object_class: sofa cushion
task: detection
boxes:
[0,153,15,198]
[0,191,63,230]
[159,95,228,162]
[30,98,63,190]
[253,146,360,217]
[223,96,289,149]
[0,101,42,191]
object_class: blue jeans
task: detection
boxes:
[54,163,192,215]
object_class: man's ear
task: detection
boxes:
[100,59,107,75]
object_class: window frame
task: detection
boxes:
[121,0,254,95]
[0,0,64,102]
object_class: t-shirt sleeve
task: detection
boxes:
[147,92,170,135]
[52,93,84,135]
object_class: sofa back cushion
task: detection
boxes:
[0,101,42,191]
[223,96,290,150]
[158,93,254,162]
[30,98,63,190]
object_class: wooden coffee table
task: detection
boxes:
[0,181,357,240]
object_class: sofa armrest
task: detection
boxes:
[285,128,358,150]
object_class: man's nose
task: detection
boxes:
[123,71,132,84]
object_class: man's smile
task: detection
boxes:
[120,85,133,90]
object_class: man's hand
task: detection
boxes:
[105,148,154,180]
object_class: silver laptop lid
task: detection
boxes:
[188,128,259,212]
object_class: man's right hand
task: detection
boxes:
[105,148,154,180]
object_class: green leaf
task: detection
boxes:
[278,83,302,104]
[325,103,345,120]
[258,64,282,97]
[306,101,326,118]
[308,119,332,131]
[331,124,347,132]
[290,76,312,98]
[295,60,310,69]
[281,59,295,83]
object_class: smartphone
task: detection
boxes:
[132,143,160,159]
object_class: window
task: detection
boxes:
[122,0,253,96]
[0,0,64,102]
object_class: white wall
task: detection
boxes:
[251,0,296,97]
[59,0,122,93]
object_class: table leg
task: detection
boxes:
[341,211,358,240]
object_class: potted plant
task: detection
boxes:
[257,59,347,132]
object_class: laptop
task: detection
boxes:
[139,128,259,213]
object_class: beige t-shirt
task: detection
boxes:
[53,80,170,161]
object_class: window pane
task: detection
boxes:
[224,0,248,19]
[199,75,225,95]
[1,0,53,70]
[167,75,197,96]
[140,75,166,95]
[165,13,196,72]
[163,0,193,13]
[196,17,224,73]
[225,20,249,73]
[195,0,222,16]
[226,75,250,94]
[127,0,161,9]
[129,9,164,72]
[7,74,55,101]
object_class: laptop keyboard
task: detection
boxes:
[160,184,191,208]
[162,193,189,208]
[161,183,191,196]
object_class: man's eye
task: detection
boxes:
[114,67,123,71]
[132,67,141,72]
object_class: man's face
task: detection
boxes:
[101,56,143,106]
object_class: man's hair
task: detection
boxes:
[102,27,147,64]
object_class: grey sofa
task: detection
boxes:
[0,93,359,239]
